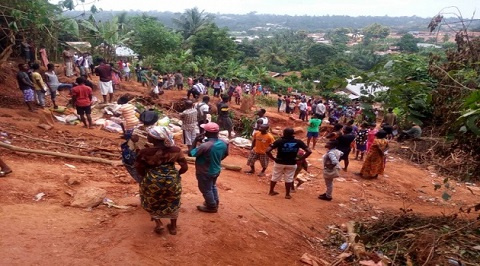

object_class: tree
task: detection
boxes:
[190,24,237,63]
[366,54,434,126]
[362,23,390,39]
[172,7,213,40]
[259,44,287,66]
[397,33,420,52]
[307,43,337,66]
[127,16,181,57]
[80,16,134,60]
[0,1,61,62]
[325,28,350,45]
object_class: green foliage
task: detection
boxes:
[239,117,255,137]
[255,95,277,107]
[362,23,390,39]
[347,47,383,71]
[368,54,435,126]
[307,44,338,66]
[397,34,420,52]
[190,24,237,63]
[172,7,214,40]
[457,91,480,136]
[325,28,350,46]
[127,16,181,57]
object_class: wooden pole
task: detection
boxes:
[0,142,122,166]
[185,156,242,172]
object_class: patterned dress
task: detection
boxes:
[360,138,389,178]
[135,146,185,219]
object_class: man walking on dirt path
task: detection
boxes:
[71,77,93,129]
[266,128,311,199]
[16,63,35,112]
[95,58,119,103]
[180,100,198,152]
[245,124,275,177]
[189,122,229,213]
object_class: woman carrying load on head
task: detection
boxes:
[121,110,158,183]
[135,126,188,235]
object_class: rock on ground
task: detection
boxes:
[70,187,107,208]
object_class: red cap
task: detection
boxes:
[200,122,220,132]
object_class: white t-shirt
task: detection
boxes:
[299,102,308,111]
[316,103,326,115]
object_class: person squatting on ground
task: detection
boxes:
[180,100,198,152]
[318,140,343,201]
[71,77,93,129]
[135,126,188,235]
[266,128,312,199]
[245,124,275,177]
[189,122,229,213]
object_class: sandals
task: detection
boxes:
[154,226,165,234]
[0,170,12,177]
[167,224,177,235]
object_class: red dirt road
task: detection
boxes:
[0,79,478,265]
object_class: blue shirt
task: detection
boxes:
[190,138,229,176]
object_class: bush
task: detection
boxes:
[255,95,277,107]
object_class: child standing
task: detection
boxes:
[291,149,309,192]
[355,122,369,160]
[318,140,343,201]
[306,114,322,149]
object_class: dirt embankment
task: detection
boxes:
[0,63,478,265]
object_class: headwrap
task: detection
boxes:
[148,126,175,147]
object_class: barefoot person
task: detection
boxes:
[266,128,311,199]
[135,126,188,235]
[0,157,12,177]
[189,122,229,213]
[71,77,93,129]
[245,124,275,177]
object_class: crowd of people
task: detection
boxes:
[9,49,425,236]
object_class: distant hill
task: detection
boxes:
[64,11,478,32]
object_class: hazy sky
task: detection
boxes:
[61,0,479,18]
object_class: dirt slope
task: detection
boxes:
[0,71,478,265]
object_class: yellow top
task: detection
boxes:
[32,72,46,91]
